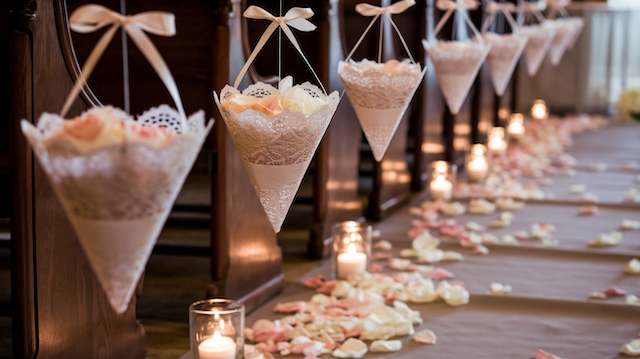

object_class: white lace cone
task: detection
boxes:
[565,17,584,49]
[215,82,340,233]
[21,106,211,313]
[547,19,574,65]
[424,40,490,114]
[520,24,556,76]
[339,59,424,161]
[483,33,528,96]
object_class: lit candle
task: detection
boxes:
[531,99,548,121]
[487,127,507,155]
[507,113,525,139]
[466,145,488,182]
[337,243,367,279]
[198,326,237,359]
[430,174,453,200]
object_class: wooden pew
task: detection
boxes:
[9,1,144,357]
[308,0,364,258]
[209,0,284,310]
[411,0,447,190]
[469,1,496,142]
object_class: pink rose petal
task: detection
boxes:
[274,301,307,314]
[428,268,455,280]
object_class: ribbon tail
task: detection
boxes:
[61,24,120,117]
[125,24,187,129]
[280,23,327,95]
[233,21,279,89]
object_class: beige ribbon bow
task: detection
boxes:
[63,4,186,127]
[233,6,324,92]
[436,0,480,11]
[486,1,517,14]
[355,0,416,16]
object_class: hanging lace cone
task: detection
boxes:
[424,40,490,114]
[520,24,556,76]
[547,19,575,65]
[483,33,528,96]
[565,17,584,49]
[215,81,340,233]
[21,106,211,313]
[339,59,424,161]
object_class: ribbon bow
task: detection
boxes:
[233,6,323,92]
[436,0,480,11]
[486,1,517,14]
[355,0,416,16]
[63,5,186,127]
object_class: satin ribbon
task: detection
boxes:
[482,1,519,34]
[345,0,417,64]
[62,4,186,128]
[433,0,483,41]
[355,0,415,16]
[485,1,516,14]
[436,0,479,11]
[233,6,325,94]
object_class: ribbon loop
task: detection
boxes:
[436,0,479,11]
[485,2,516,14]
[63,4,186,129]
[355,0,416,16]
[233,6,326,94]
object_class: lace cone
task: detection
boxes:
[424,40,490,114]
[547,19,574,66]
[21,107,211,313]
[565,17,584,49]
[484,33,528,96]
[520,24,556,76]
[215,82,340,233]
[339,60,425,161]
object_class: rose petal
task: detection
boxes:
[621,339,640,356]
[625,259,640,274]
[332,338,368,358]
[369,340,402,352]
[413,329,437,344]
[534,349,565,359]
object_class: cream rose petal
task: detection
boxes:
[620,219,640,231]
[626,295,640,306]
[625,259,640,274]
[413,232,440,252]
[413,329,437,345]
[333,338,368,358]
[490,282,512,295]
[621,339,640,356]
[369,340,402,353]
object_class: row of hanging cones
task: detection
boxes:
[19,0,583,314]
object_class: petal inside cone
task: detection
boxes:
[520,24,556,76]
[22,108,210,314]
[484,33,528,96]
[215,82,340,232]
[339,60,424,162]
[424,40,490,114]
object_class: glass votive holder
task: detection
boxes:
[487,127,508,155]
[332,221,371,280]
[466,144,489,182]
[190,298,244,359]
[531,99,548,121]
[507,113,525,140]
[429,161,456,201]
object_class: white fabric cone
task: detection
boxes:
[565,17,584,49]
[520,24,557,76]
[339,60,424,161]
[424,40,490,114]
[547,19,574,66]
[215,82,340,233]
[21,107,211,313]
[483,33,528,96]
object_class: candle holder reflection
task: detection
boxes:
[466,144,489,182]
[531,99,548,121]
[429,161,456,201]
[487,127,508,155]
[190,298,244,359]
[332,221,372,280]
